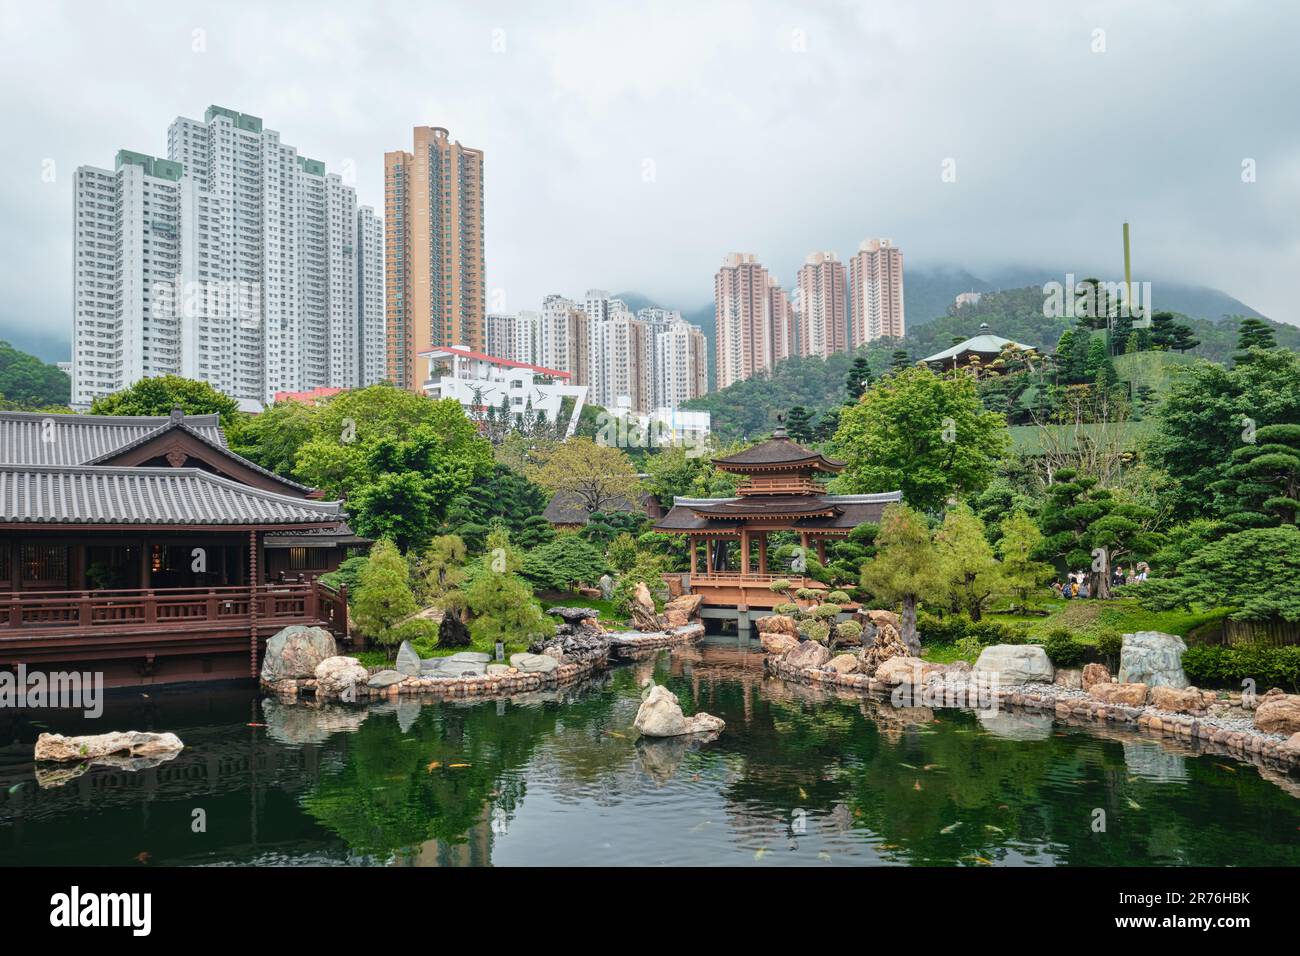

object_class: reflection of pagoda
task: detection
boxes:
[653,426,900,619]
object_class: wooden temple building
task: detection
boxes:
[0,409,361,686]
[653,427,901,634]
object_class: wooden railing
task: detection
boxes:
[0,581,346,637]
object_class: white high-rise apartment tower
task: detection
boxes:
[73,105,385,406]
[72,153,183,406]
[357,206,387,386]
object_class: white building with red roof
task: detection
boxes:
[420,346,588,437]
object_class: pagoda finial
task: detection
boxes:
[772,412,788,439]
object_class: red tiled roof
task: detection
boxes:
[419,346,571,379]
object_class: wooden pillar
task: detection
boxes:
[139,538,151,589]
[799,532,809,574]
[816,538,827,564]
[689,536,698,576]
[248,530,259,679]
[740,529,750,575]
[10,539,21,593]
[758,533,768,575]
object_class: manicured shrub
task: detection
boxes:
[1039,628,1087,667]
[955,635,983,660]
[773,602,800,616]
[811,603,842,620]
[918,613,967,645]
[388,617,440,656]
[827,590,851,604]
[834,620,863,643]
[1095,629,1123,664]
[797,619,830,642]
[967,619,1021,645]
[769,579,792,593]
[1182,644,1300,691]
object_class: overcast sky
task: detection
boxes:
[2,0,1297,359]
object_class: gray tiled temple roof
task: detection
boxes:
[82,418,316,494]
[0,411,226,466]
[0,465,342,526]
[712,435,844,471]
[654,492,902,532]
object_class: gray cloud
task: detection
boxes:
[1,0,1297,360]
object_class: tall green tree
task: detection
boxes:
[89,374,240,427]
[352,539,419,654]
[1036,468,1161,598]
[1234,317,1277,360]
[785,405,815,443]
[859,503,939,652]
[1148,349,1300,523]
[996,509,1053,609]
[1216,423,1300,527]
[933,504,1002,621]
[832,365,1009,513]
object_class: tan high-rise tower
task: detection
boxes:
[384,126,485,390]
[796,251,848,358]
[849,238,905,344]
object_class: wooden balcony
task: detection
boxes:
[0,581,347,683]
[682,572,830,610]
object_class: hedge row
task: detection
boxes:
[1182,644,1300,692]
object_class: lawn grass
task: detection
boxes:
[985,598,1229,645]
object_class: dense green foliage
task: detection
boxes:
[520,535,608,591]
[89,374,240,427]
[0,341,70,409]
[833,366,1009,512]
[1182,644,1300,691]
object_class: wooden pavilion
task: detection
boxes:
[0,408,360,686]
[653,427,901,614]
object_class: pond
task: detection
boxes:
[2,638,1299,866]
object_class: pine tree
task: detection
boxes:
[785,405,815,443]
[845,356,873,403]
[1170,323,1200,353]
[890,349,911,373]
[1149,311,1177,350]
[1235,317,1277,363]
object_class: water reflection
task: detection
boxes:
[1,637,1298,867]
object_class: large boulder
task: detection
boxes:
[633,685,724,737]
[858,621,910,675]
[755,614,798,637]
[664,593,704,620]
[785,641,831,670]
[314,656,370,697]
[760,632,799,657]
[860,609,900,631]
[1254,693,1300,736]
[1118,631,1188,689]
[827,654,860,675]
[367,669,405,689]
[509,652,559,674]
[260,624,337,682]
[395,640,423,677]
[1149,685,1215,715]
[1081,662,1111,692]
[1090,681,1149,706]
[35,731,184,762]
[422,651,490,678]
[974,644,1054,683]
[873,656,936,686]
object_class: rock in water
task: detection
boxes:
[785,641,831,670]
[974,644,1054,683]
[34,731,184,763]
[367,669,405,689]
[314,656,370,698]
[633,685,724,737]
[1118,631,1188,688]
[509,652,559,674]
[1089,682,1150,706]
[395,640,423,677]
[260,624,337,682]
[438,612,472,648]
[858,621,910,675]
[759,632,799,656]
[755,614,798,637]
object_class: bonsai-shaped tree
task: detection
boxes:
[766,579,860,651]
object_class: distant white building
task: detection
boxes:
[72,105,385,408]
[420,346,588,437]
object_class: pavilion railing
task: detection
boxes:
[0,582,342,636]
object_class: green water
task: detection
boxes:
[2,638,1299,866]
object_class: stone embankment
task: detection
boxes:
[260,601,705,704]
[764,619,1300,773]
